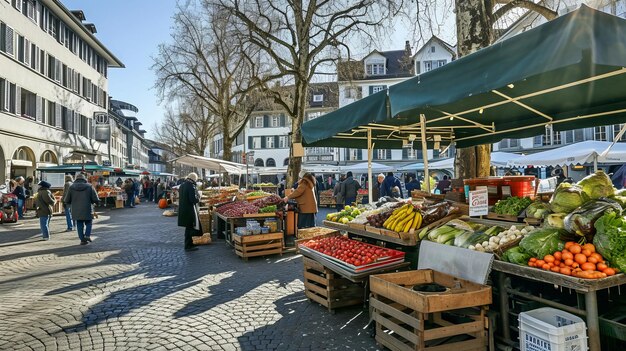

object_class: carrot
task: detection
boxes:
[581,262,596,271]
[562,251,573,261]
[544,255,555,263]
[565,241,576,249]
[597,263,608,272]
[604,268,616,276]
[551,266,561,273]
[570,245,582,254]
[553,252,562,261]
[564,259,574,266]
[560,267,572,276]
[582,243,596,253]
[542,264,551,270]
[582,249,592,257]
[574,253,587,264]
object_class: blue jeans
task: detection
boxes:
[344,197,356,206]
[39,215,51,238]
[17,199,24,218]
[127,194,135,207]
[64,205,73,230]
[76,220,93,241]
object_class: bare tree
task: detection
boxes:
[214,0,401,186]
[153,97,216,157]
[152,1,260,163]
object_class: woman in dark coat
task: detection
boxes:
[12,176,26,219]
[177,173,201,251]
[64,173,99,245]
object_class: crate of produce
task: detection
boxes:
[296,227,340,241]
[370,269,491,351]
[198,211,212,233]
[303,256,364,312]
[233,232,283,260]
[518,307,587,351]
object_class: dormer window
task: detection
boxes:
[365,58,385,76]
[313,94,323,102]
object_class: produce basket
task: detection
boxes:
[192,234,212,245]
[493,236,523,260]
[296,227,340,241]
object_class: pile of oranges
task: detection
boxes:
[528,242,617,279]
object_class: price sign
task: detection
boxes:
[469,188,489,217]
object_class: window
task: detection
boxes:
[437,59,447,68]
[372,85,386,94]
[313,94,323,102]
[30,43,38,70]
[376,149,388,160]
[20,88,36,119]
[365,58,385,76]
[430,46,436,53]
[0,23,15,56]
[0,78,8,111]
[270,116,279,127]
[41,150,55,163]
[17,35,25,63]
[266,158,276,167]
[7,82,16,114]
[266,136,274,148]
[25,0,37,21]
[574,128,584,142]
[278,136,288,148]
[349,148,360,161]
[405,148,418,160]
[613,124,626,141]
[344,86,359,99]
[595,126,607,141]
[424,61,433,72]
[252,137,261,149]
[47,101,55,126]
[254,116,263,128]
[307,111,323,121]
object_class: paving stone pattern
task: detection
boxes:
[0,204,379,350]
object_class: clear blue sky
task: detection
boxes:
[63,0,177,139]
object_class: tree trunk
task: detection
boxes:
[286,78,308,188]
[454,0,493,179]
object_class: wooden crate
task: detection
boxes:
[198,211,212,233]
[303,256,364,312]
[370,270,491,351]
[233,232,283,260]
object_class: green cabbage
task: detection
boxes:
[549,183,588,213]
[519,228,565,258]
[502,246,531,266]
[526,201,552,219]
[593,212,626,272]
[577,170,615,199]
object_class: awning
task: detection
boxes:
[301,6,626,149]
[37,164,114,172]
[397,152,523,171]
[340,162,394,173]
[508,141,626,167]
[171,154,245,175]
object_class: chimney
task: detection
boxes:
[404,40,412,56]
[84,23,97,34]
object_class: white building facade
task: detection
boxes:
[0,0,123,182]
[337,38,456,164]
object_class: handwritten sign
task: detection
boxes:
[469,188,489,217]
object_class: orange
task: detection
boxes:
[581,262,596,271]
[542,264,551,270]
[565,241,575,249]
[574,253,587,264]
[582,243,596,253]
[604,268,616,276]
[569,245,582,254]
[560,267,572,276]
[553,252,562,261]
[544,255,555,263]
[564,259,574,266]
[597,263,608,271]
[551,266,561,273]
[562,252,574,261]
[582,249,592,257]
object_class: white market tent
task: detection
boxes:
[340,162,394,173]
[508,141,626,168]
[398,152,523,171]
[170,154,245,175]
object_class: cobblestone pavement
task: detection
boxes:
[0,203,379,351]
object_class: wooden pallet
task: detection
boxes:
[233,232,283,261]
[370,270,491,351]
[303,256,364,313]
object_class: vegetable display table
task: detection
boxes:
[233,232,283,260]
[214,212,283,247]
[323,220,416,247]
[492,260,626,351]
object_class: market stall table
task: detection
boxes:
[214,212,284,257]
[492,260,626,351]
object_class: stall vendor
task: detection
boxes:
[283,171,318,229]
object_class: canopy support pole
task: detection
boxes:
[420,114,430,194]
[367,128,373,205]
[593,154,598,172]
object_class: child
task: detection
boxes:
[391,186,401,198]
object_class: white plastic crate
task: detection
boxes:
[519,307,588,351]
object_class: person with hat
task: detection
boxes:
[340,171,360,207]
[178,172,201,251]
[64,173,99,245]
[62,174,74,231]
[35,181,56,240]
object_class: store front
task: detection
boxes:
[10,146,36,180]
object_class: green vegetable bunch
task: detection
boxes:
[593,212,626,272]
[259,205,277,213]
[493,197,532,215]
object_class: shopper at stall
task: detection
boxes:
[436,175,452,194]
[284,171,318,229]
[24,176,33,214]
[340,171,360,206]
[333,176,345,211]
[12,176,26,219]
[62,175,74,231]
[325,176,336,191]
[133,178,141,204]
[380,172,403,198]
[373,173,385,202]
[35,181,56,241]
[405,174,421,194]
[178,172,201,252]
[64,173,99,245]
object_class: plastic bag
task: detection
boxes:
[563,199,621,238]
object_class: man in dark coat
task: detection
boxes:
[380,172,404,198]
[64,173,99,245]
[340,171,360,206]
[178,172,201,251]
[405,174,421,194]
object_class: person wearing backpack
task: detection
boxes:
[340,171,360,206]
[35,181,56,241]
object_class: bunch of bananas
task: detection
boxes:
[382,203,423,232]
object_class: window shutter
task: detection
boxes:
[369,86,374,95]
[74,112,80,133]
[15,86,21,115]
[55,103,61,128]
[261,137,266,149]
[373,150,378,160]
[35,95,42,122]
[263,115,269,128]
[274,136,279,148]
[280,114,286,127]
[248,136,253,149]
[402,148,407,159]
[416,61,420,74]
[357,149,363,160]
[387,149,392,159]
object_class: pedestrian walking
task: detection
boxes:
[12,176,26,219]
[340,171,360,206]
[284,171,318,229]
[333,175,345,211]
[133,178,140,204]
[178,173,201,251]
[64,173,99,245]
[62,175,74,231]
[123,179,135,208]
[35,181,56,241]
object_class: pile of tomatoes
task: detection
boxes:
[303,236,399,266]
[528,242,617,279]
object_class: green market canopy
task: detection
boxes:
[302,6,626,149]
[37,164,114,172]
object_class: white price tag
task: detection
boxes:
[469,188,489,217]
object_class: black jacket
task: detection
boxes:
[340,177,360,200]
[177,179,199,228]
